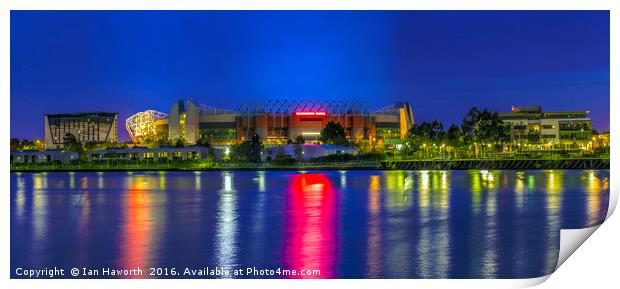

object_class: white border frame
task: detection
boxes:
[1,1,616,289]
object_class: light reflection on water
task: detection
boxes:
[11,170,609,279]
[216,172,238,276]
[284,174,337,278]
[121,175,151,278]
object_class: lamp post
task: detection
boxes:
[487,143,492,158]
[473,142,477,159]
[441,143,446,159]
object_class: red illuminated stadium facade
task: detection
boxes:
[127,99,415,148]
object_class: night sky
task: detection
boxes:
[10,11,610,141]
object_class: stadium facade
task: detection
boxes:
[127,99,415,147]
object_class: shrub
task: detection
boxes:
[355,152,387,161]
[271,154,297,166]
[309,153,354,163]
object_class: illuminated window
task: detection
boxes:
[376,128,400,139]
[187,151,199,160]
[179,112,187,140]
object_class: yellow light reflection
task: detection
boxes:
[514,172,526,211]
[435,171,450,211]
[469,171,482,213]
[121,175,152,278]
[481,171,498,278]
[15,174,26,219]
[158,171,166,190]
[366,175,381,278]
[544,170,564,274]
[256,171,266,192]
[435,170,451,277]
[418,171,430,210]
[416,170,433,277]
[527,175,536,192]
[546,170,563,211]
[385,171,411,209]
[584,170,602,226]
[383,171,414,276]
[32,173,48,244]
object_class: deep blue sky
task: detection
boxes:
[11,11,610,141]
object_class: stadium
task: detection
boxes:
[126,99,415,148]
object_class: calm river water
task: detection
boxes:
[10,170,609,278]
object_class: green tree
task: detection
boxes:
[196,134,212,147]
[248,133,263,162]
[416,121,444,142]
[271,154,297,166]
[462,107,509,144]
[10,138,21,151]
[230,133,263,163]
[446,124,463,144]
[19,139,35,150]
[444,124,463,158]
[173,138,184,148]
[63,133,86,160]
[156,136,172,148]
[461,107,510,157]
[403,121,445,157]
[294,143,303,159]
[320,121,349,146]
[445,124,463,149]
[230,142,249,161]
[294,135,306,144]
[84,141,104,152]
[11,139,45,151]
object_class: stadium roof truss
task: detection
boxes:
[195,103,238,115]
[125,110,168,142]
[237,99,370,115]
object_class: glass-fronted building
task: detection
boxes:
[44,112,118,148]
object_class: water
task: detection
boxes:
[10,170,609,279]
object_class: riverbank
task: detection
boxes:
[384,158,610,170]
[10,157,610,172]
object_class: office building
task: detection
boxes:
[498,106,593,149]
[44,112,118,148]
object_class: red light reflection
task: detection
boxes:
[119,179,151,279]
[283,174,338,278]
